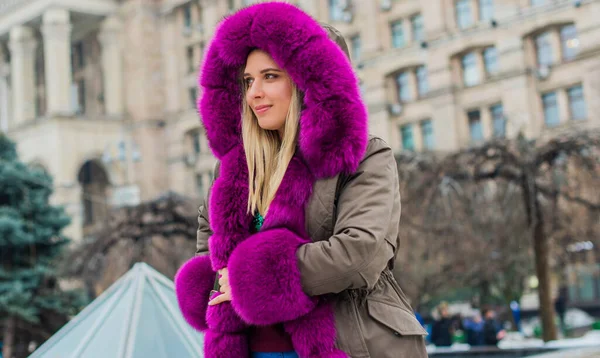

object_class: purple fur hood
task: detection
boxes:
[199,1,367,178]
[174,3,368,358]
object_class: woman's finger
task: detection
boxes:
[208,291,232,306]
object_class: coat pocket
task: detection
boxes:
[367,299,428,337]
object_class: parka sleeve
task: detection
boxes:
[195,197,212,256]
[296,138,397,296]
[195,161,220,256]
[174,161,222,332]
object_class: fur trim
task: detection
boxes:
[199,2,368,179]
[206,302,247,333]
[207,146,253,271]
[174,255,215,332]
[228,228,317,325]
[204,330,249,358]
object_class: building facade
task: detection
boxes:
[0,0,599,242]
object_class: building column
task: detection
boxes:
[200,0,221,39]
[413,120,424,152]
[475,50,486,85]
[408,70,418,100]
[481,104,493,139]
[557,88,570,124]
[42,8,73,116]
[356,0,381,54]
[582,58,600,125]
[9,26,37,127]
[363,74,391,146]
[0,47,10,132]
[99,16,124,117]
[403,20,412,46]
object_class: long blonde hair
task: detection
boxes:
[242,81,302,216]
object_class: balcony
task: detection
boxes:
[0,0,118,37]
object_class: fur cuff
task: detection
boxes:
[228,228,317,325]
[206,301,247,333]
[174,255,215,331]
[204,330,249,358]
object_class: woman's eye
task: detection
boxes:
[265,73,278,80]
[244,78,254,87]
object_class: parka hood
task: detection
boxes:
[198,2,368,179]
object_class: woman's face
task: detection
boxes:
[243,50,293,135]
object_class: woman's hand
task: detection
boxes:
[208,268,232,305]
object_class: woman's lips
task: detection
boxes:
[254,105,272,114]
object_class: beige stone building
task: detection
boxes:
[1,0,599,242]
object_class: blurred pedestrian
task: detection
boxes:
[510,300,521,332]
[464,313,485,346]
[555,286,568,336]
[482,308,506,346]
[431,302,454,347]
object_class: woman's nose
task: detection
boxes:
[248,82,264,98]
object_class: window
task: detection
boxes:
[456,0,473,29]
[401,125,415,151]
[227,0,235,11]
[421,120,434,150]
[490,104,505,138]
[468,110,483,142]
[72,42,85,69]
[391,20,405,48]
[560,25,578,61]
[183,4,192,29]
[411,14,424,42]
[35,91,43,118]
[479,0,494,21]
[192,130,201,154]
[536,32,554,66]
[416,66,429,96]
[462,52,480,87]
[396,72,412,102]
[196,173,204,196]
[567,85,586,120]
[542,92,559,127]
[483,46,498,75]
[189,87,198,109]
[329,0,344,22]
[531,0,546,6]
[77,79,86,114]
[351,35,361,61]
[187,46,195,73]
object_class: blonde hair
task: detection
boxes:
[242,80,302,216]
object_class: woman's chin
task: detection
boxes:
[258,123,282,132]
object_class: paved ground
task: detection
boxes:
[528,347,600,357]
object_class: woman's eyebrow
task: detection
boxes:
[243,68,283,77]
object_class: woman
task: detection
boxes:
[175,3,428,358]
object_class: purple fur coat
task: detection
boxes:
[174,3,368,357]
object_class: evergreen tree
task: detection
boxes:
[0,133,86,358]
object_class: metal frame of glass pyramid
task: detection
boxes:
[30,262,204,358]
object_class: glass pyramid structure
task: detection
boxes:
[30,262,204,358]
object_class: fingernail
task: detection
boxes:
[218,274,222,278]
[210,291,221,301]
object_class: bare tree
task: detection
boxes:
[64,192,199,296]
[395,153,534,311]
[399,130,599,341]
